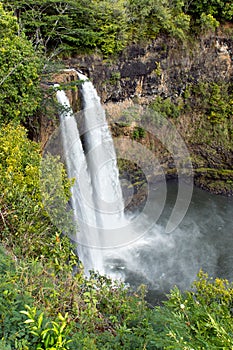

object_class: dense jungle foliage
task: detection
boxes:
[2,0,233,56]
[0,1,232,349]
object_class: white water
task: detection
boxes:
[55,77,233,301]
[77,74,136,256]
[78,73,125,229]
[55,78,128,273]
[55,85,104,272]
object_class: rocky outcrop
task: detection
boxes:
[30,70,81,149]
[42,28,233,196]
[66,31,232,104]
[50,70,81,112]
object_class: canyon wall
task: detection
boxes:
[67,31,232,103]
[43,28,233,196]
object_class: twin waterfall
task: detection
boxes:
[55,73,126,274]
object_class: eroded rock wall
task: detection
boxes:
[47,29,233,195]
[67,32,232,104]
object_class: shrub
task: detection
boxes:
[151,270,233,349]
[0,123,73,259]
[150,96,181,119]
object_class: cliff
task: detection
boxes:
[66,28,232,100]
[44,28,233,197]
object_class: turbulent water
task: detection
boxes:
[77,73,125,230]
[56,86,103,272]
[104,180,233,304]
[55,77,128,274]
[55,76,233,303]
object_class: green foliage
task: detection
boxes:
[1,218,233,349]
[132,126,146,140]
[3,0,128,57]
[0,247,152,349]
[0,340,11,350]
[4,0,80,53]
[126,0,190,41]
[199,13,220,32]
[0,4,42,124]
[0,248,33,349]
[183,82,233,124]
[69,271,233,349]
[20,306,71,349]
[90,0,129,56]
[148,82,232,149]
[184,0,233,23]
[151,270,233,349]
[40,154,75,239]
[69,277,153,350]
[109,71,121,84]
[3,0,232,58]
[150,96,181,119]
[0,247,77,349]
[0,123,73,259]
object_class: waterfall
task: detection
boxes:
[55,74,204,295]
[55,76,126,274]
[77,73,125,229]
[55,85,103,273]
[53,73,232,300]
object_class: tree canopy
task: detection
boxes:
[0,3,42,124]
[3,0,232,57]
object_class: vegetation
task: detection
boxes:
[150,82,233,124]
[0,123,74,260]
[148,81,233,151]
[3,0,232,57]
[184,0,233,23]
[3,0,129,57]
[0,1,232,349]
[183,82,233,125]
[0,3,42,124]
[1,246,233,349]
[150,97,181,119]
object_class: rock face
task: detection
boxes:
[51,70,81,112]
[44,29,232,196]
[32,70,81,150]
[66,32,232,104]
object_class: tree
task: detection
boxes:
[4,0,129,57]
[0,123,73,258]
[126,0,190,41]
[0,3,42,124]
[4,0,99,55]
[184,0,233,22]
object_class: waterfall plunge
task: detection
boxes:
[56,85,102,273]
[77,73,125,229]
[54,76,233,300]
[55,76,127,274]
